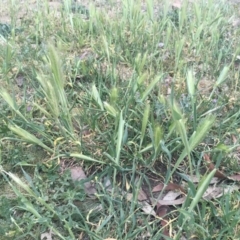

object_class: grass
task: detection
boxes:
[0,0,240,239]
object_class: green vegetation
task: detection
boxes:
[0,0,240,239]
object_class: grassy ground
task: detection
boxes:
[0,0,240,239]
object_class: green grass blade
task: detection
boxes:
[209,66,229,99]
[215,65,229,87]
[115,110,125,165]
[92,84,104,110]
[186,69,195,97]
[168,115,215,181]
[188,169,217,212]
[141,74,162,101]
[104,102,118,117]
[0,88,28,122]
[37,44,74,134]
[140,103,150,147]
[6,171,36,196]
[189,115,216,150]
[153,124,163,152]
[171,101,192,175]
[70,153,106,164]
[8,124,54,153]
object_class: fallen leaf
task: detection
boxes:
[203,154,226,179]
[126,188,148,201]
[162,190,182,201]
[41,230,53,240]
[71,167,86,181]
[156,206,170,237]
[152,182,185,193]
[231,134,237,144]
[157,205,170,218]
[203,185,240,200]
[141,201,156,216]
[203,185,224,200]
[181,174,220,184]
[152,196,186,206]
[203,154,240,181]
[228,174,240,181]
[152,182,186,205]
[138,188,148,201]
[70,167,96,196]
[126,188,156,216]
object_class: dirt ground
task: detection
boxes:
[0,0,61,23]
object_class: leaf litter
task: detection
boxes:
[40,230,54,240]
[70,166,97,196]
[69,150,240,238]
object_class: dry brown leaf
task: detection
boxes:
[228,174,240,181]
[126,188,148,201]
[70,167,96,196]
[231,134,237,144]
[157,205,170,218]
[156,205,170,237]
[184,175,220,184]
[126,193,156,216]
[141,201,156,216]
[162,191,182,201]
[138,188,148,201]
[152,182,186,205]
[41,230,53,240]
[126,188,156,216]
[203,185,240,200]
[204,154,240,181]
[203,186,225,200]
[152,182,185,193]
[203,154,226,179]
[152,196,186,206]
